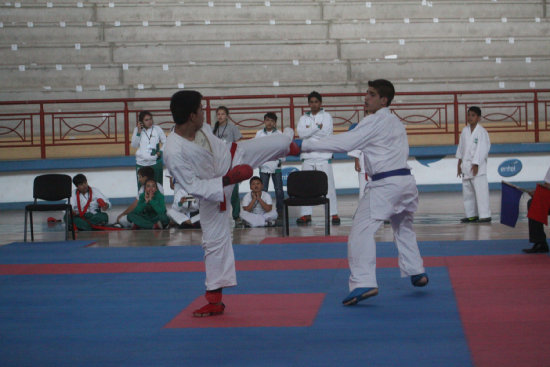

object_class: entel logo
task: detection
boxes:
[498,159,522,177]
[281,167,299,186]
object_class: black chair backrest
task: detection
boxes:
[287,171,328,198]
[33,174,73,202]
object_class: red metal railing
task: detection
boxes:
[0,89,548,159]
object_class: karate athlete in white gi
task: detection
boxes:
[456,106,492,223]
[296,91,341,225]
[300,79,428,306]
[164,90,298,317]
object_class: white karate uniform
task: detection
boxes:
[131,125,167,166]
[167,187,199,225]
[240,191,278,227]
[70,186,111,215]
[164,125,293,290]
[456,123,491,219]
[301,107,425,290]
[348,150,367,199]
[297,109,338,216]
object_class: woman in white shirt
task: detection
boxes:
[131,111,167,189]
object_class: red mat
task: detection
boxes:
[165,293,326,328]
[448,254,550,367]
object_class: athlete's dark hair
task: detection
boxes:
[170,90,203,125]
[367,79,395,106]
[307,91,322,103]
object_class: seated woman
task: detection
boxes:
[127,178,170,229]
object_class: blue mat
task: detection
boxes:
[0,238,531,366]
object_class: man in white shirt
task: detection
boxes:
[300,79,428,306]
[296,91,340,225]
[456,106,492,223]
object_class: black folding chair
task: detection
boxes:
[24,174,75,241]
[282,170,330,236]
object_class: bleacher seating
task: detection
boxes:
[0,0,549,100]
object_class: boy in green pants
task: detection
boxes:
[70,173,111,231]
[128,178,170,229]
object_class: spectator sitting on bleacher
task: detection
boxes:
[127,178,169,229]
[70,173,111,231]
[116,166,163,227]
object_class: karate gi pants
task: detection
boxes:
[200,130,293,291]
[300,160,338,216]
[240,208,278,227]
[347,189,425,290]
[462,174,491,218]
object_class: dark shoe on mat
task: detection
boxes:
[477,217,492,223]
[296,215,312,224]
[522,242,549,254]
[460,216,479,223]
[411,273,429,287]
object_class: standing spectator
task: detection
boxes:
[212,106,243,223]
[255,112,285,219]
[523,165,550,253]
[456,106,492,223]
[296,91,340,225]
[131,111,167,189]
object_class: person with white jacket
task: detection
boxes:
[296,91,340,225]
[131,111,167,189]
[300,79,428,306]
[164,90,299,318]
[255,112,285,218]
[456,106,492,223]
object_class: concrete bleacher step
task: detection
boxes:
[322,1,543,20]
[330,19,550,40]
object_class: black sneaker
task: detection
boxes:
[460,216,479,223]
[477,217,492,223]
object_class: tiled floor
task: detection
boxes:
[5,191,531,248]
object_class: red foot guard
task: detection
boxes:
[223,164,253,186]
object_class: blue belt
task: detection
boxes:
[371,168,411,181]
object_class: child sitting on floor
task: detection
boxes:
[240,176,278,227]
[167,174,200,229]
[70,173,111,231]
[127,178,169,229]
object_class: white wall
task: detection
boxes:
[2,154,548,205]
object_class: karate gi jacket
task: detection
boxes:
[456,123,491,179]
[301,107,417,220]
